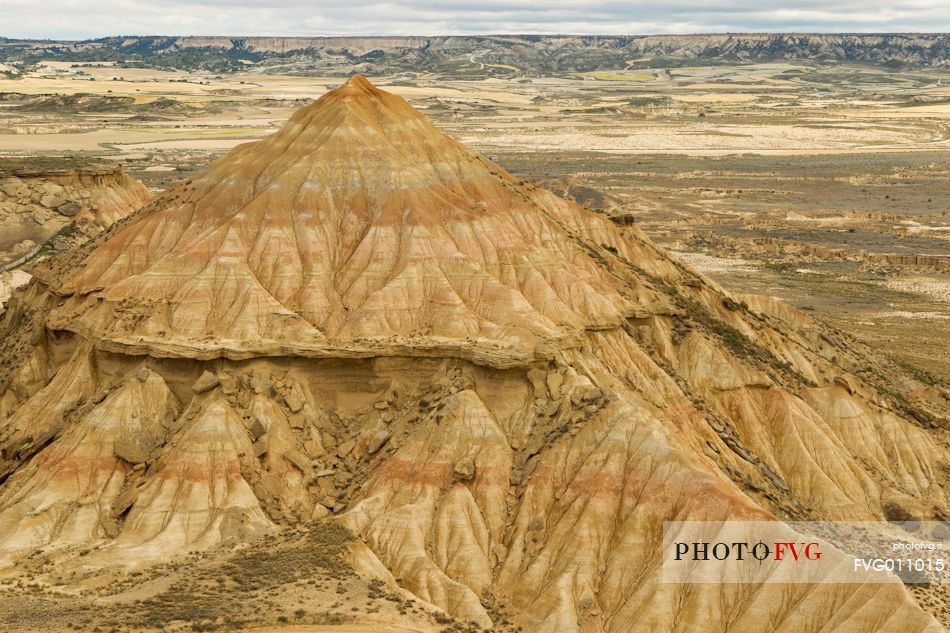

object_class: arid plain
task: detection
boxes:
[2,58,947,382]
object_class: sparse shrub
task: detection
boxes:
[132,522,357,629]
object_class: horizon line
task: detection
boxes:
[4,31,950,42]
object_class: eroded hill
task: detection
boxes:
[0,76,946,633]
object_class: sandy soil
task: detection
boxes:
[885,277,950,303]
[246,624,439,633]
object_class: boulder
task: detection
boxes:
[56,202,81,217]
[0,177,27,198]
[192,370,220,393]
[453,457,476,481]
[39,189,66,210]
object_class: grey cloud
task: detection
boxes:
[3,0,949,39]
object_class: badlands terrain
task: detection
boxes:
[0,36,946,632]
[0,40,948,381]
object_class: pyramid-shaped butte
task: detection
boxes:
[0,77,946,632]
[51,75,669,365]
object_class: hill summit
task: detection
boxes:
[0,77,946,632]
[50,74,662,366]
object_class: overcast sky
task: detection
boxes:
[3,1,949,40]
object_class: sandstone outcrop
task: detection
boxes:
[0,77,946,632]
[0,162,151,253]
[0,161,152,308]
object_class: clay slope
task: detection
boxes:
[0,77,947,633]
[48,74,665,364]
